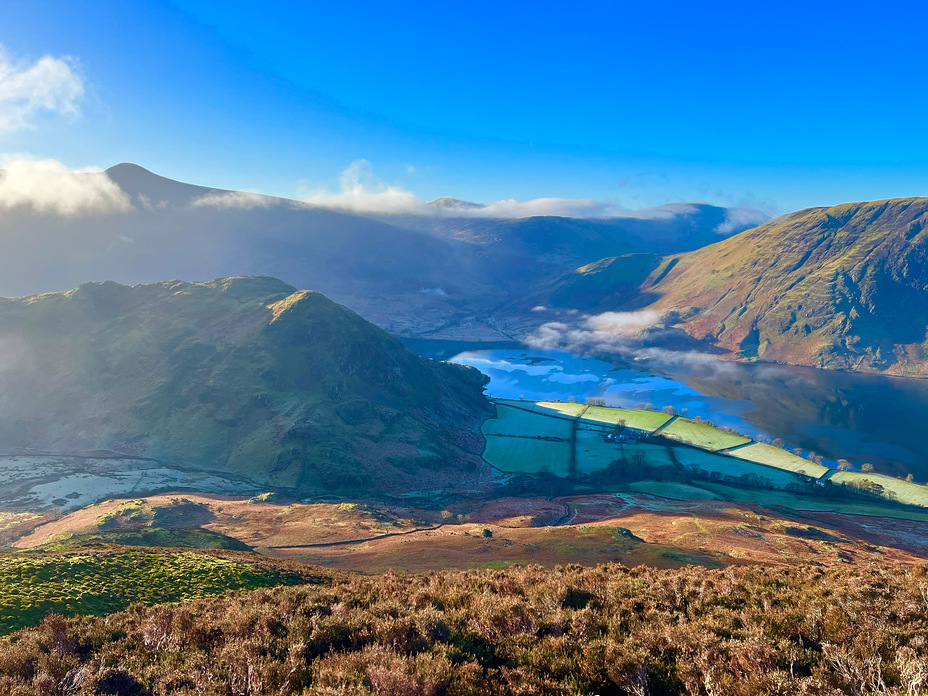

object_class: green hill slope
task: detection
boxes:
[0,277,492,494]
[530,198,928,375]
[647,197,928,374]
[0,549,332,634]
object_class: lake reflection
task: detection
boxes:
[406,339,928,480]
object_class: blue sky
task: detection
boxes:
[1,0,927,214]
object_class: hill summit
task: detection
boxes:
[0,277,492,493]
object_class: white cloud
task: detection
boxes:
[715,207,770,235]
[191,191,274,209]
[0,47,84,134]
[441,198,709,220]
[528,310,664,354]
[585,310,663,334]
[302,159,429,215]
[478,197,606,218]
[300,161,776,225]
[0,155,132,216]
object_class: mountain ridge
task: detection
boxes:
[525,196,928,376]
[648,196,928,374]
[0,276,493,495]
[0,163,760,339]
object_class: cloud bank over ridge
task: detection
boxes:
[0,154,772,227]
[301,160,771,224]
[0,156,131,216]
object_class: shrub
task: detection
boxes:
[0,560,926,694]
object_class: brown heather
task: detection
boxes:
[1,561,928,695]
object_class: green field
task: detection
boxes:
[621,443,676,468]
[575,430,620,473]
[574,432,675,474]
[481,399,928,512]
[579,405,672,432]
[697,482,928,520]
[673,447,803,489]
[532,401,590,418]
[730,443,829,478]
[483,435,571,475]
[830,471,928,508]
[484,402,573,438]
[660,419,751,451]
[0,550,324,634]
[625,480,725,501]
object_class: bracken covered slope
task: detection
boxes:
[645,197,928,374]
[2,560,928,695]
[0,277,492,494]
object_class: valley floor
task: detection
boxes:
[10,488,928,576]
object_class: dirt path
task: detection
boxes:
[266,524,447,550]
[553,504,578,526]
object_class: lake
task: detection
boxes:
[404,339,928,480]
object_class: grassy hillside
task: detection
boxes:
[646,197,928,375]
[0,277,492,496]
[1,561,926,695]
[0,549,331,634]
[517,253,663,313]
[521,198,928,376]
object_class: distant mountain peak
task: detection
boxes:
[428,197,484,210]
[105,163,155,176]
[104,162,219,207]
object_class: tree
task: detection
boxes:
[482,528,493,538]
[906,473,915,483]
[861,463,875,473]
[836,459,851,471]
[772,438,785,448]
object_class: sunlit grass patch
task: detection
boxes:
[0,550,322,634]
[660,418,751,451]
[580,406,672,432]
[730,443,829,477]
